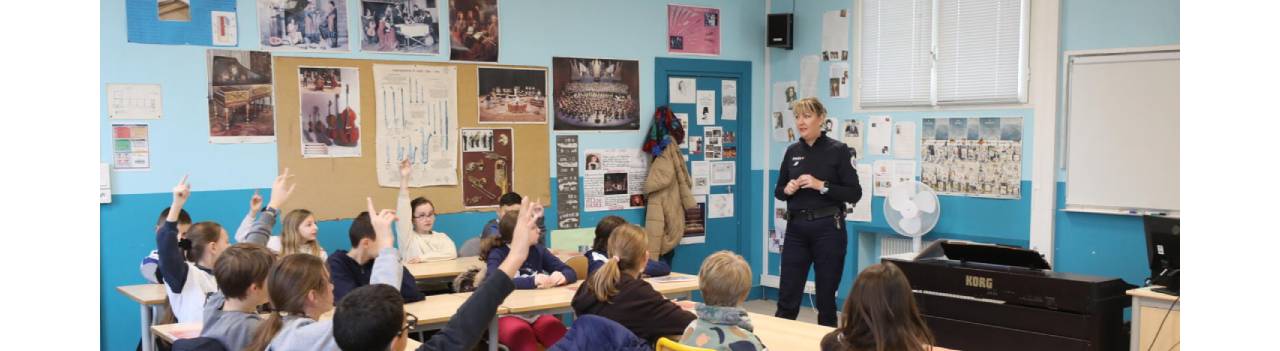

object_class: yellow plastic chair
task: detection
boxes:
[565,255,589,280]
[655,337,714,351]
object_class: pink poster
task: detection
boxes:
[667,4,720,56]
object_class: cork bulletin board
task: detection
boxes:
[273,57,550,220]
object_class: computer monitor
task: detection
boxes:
[1143,215,1179,295]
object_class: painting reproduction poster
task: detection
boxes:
[207,49,275,143]
[299,67,361,158]
[360,0,441,54]
[667,4,720,56]
[449,0,499,62]
[373,64,459,187]
[461,128,514,208]
[552,57,641,131]
[477,67,547,123]
[256,0,349,51]
[583,148,649,211]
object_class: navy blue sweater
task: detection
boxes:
[156,221,210,293]
[583,249,671,278]
[327,249,425,303]
[485,245,577,289]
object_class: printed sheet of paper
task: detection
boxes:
[829,62,850,98]
[846,164,873,222]
[710,161,735,186]
[721,80,738,120]
[681,195,707,244]
[872,160,893,196]
[676,113,690,149]
[768,228,783,253]
[771,81,798,142]
[708,193,733,218]
[583,149,650,211]
[696,90,716,125]
[669,77,696,104]
[920,117,1023,199]
[703,127,724,161]
[842,119,864,160]
[892,160,917,193]
[893,121,917,159]
[100,163,112,204]
[211,11,237,46]
[690,160,711,195]
[107,84,163,119]
[770,199,787,253]
[800,55,820,99]
[299,67,361,158]
[868,115,892,156]
[821,9,850,61]
[112,124,150,170]
[555,135,581,228]
[374,64,459,187]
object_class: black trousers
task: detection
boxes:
[775,213,847,327]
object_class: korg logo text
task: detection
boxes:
[965,275,993,289]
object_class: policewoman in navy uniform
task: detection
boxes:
[774,97,862,327]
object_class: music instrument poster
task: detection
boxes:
[299,66,362,158]
[373,64,459,187]
[476,67,548,124]
[207,49,275,144]
[460,128,513,208]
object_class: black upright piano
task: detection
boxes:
[882,241,1133,351]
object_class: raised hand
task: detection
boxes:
[367,197,398,250]
[249,190,263,214]
[169,175,191,222]
[399,158,412,180]
[267,168,297,209]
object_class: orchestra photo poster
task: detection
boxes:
[256,0,350,52]
[207,49,275,143]
[448,0,498,62]
[360,0,441,54]
[477,67,547,124]
[552,57,641,131]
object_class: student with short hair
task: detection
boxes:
[156,175,228,324]
[481,211,576,351]
[201,243,276,350]
[678,251,766,351]
[572,224,696,345]
[820,262,946,351]
[584,216,670,277]
[328,211,426,303]
[480,192,525,238]
[396,159,458,263]
[141,207,192,285]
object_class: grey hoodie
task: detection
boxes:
[267,247,403,351]
[200,292,263,351]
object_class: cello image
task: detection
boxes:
[328,84,360,146]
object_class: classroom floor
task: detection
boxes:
[743,299,820,325]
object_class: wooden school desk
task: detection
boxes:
[151,322,423,350]
[117,284,167,351]
[406,253,580,280]
[1128,287,1179,351]
[748,312,833,351]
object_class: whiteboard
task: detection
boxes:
[1064,50,1179,213]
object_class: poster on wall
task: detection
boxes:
[704,127,724,161]
[769,199,787,253]
[460,128,514,208]
[920,117,1023,199]
[107,84,163,120]
[690,161,710,195]
[101,163,112,204]
[299,67,362,158]
[868,115,892,156]
[207,49,275,144]
[771,81,798,142]
[256,0,350,51]
[800,55,820,99]
[829,62,849,98]
[708,193,733,218]
[477,67,547,124]
[721,80,738,120]
[552,57,641,131]
[373,64,459,187]
[211,11,238,46]
[669,78,696,104]
[893,122,917,159]
[667,4,720,56]
[127,0,237,45]
[555,135,581,229]
[360,0,441,54]
[873,160,917,197]
[676,113,690,149]
[681,195,707,244]
[820,9,850,61]
[449,0,499,62]
[583,149,649,211]
[842,119,864,160]
[112,124,151,171]
[846,164,873,222]
[696,90,716,125]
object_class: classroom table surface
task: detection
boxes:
[748,312,833,351]
[117,284,167,305]
[406,253,581,280]
[152,322,424,350]
[1126,286,1179,303]
[404,292,510,326]
[498,272,699,314]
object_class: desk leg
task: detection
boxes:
[140,304,154,351]
[488,317,499,351]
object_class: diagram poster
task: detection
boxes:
[583,148,649,211]
[373,64,459,187]
[552,57,641,131]
[920,117,1023,199]
[477,67,547,124]
[360,0,441,54]
[667,4,720,56]
[461,128,514,208]
[107,84,163,120]
[207,49,275,144]
[256,0,350,52]
[555,135,581,229]
[299,67,361,158]
[112,124,151,170]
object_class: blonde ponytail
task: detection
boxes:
[586,224,648,303]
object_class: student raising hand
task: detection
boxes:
[168,175,191,222]
[399,158,412,181]
[267,168,297,210]
[366,197,397,250]
[248,189,263,215]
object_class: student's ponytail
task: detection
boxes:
[244,254,330,351]
[183,222,224,263]
[586,224,648,303]
[245,311,284,351]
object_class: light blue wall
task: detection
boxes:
[100,1,766,350]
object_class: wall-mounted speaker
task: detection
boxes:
[767,13,793,50]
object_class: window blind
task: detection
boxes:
[936,0,1027,104]
[860,0,933,107]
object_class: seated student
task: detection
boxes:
[141,207,192,284]
[678,251,766,351]
[821,262,949,351]
[201,243,276,350]
[584,216,670,277]
[156,176,228,323]
[329,211,426,303]
[571,224,696,345]
[240,169,328,260]
[482,210,577,351]
[482,192,548,240]
[396,159,458,263]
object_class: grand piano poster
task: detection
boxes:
[667,4,720,56]
[477,67,547,124]
[360,0,440,54]
[207,49,275,144]
[298,67,362,158]
[256,0,350,52]
[461,128,513,208]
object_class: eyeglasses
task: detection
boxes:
[413,213,435,219]
[403,312,418,333]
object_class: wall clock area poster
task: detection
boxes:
[449,0,499,62]
[552,57,641,131]
[461,128,514,208]
[667,4,720,56]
